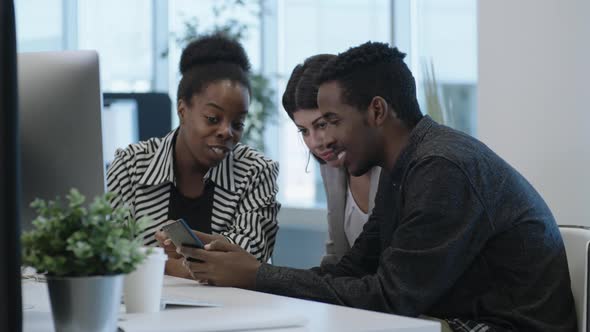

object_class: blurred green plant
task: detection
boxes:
[421,58,450,126]
[21,189,149,277]
[165,0,275,152]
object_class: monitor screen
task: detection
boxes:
[17,50,105,230]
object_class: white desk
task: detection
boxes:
[23,276,440,332]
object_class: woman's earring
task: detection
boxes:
[305,151,311,173]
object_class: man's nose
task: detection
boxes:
[322,130,337,150]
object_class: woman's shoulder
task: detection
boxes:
[106,135,167,185]
[231,143,278,171]
[208,143,278,192]
[319,164,346,184]
[113,136,166,164]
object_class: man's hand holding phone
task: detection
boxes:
[179,240,261,289]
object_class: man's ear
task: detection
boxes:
[367,96,389,127]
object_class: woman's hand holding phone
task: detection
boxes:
[157,219,233,282]
[191,230,230,245]
[165,257,193,279]
[155,226,196,279]
[155,229,182,259]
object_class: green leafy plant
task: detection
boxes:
[421,58,450,126]
[21,189,149,277]
[165,0,276,152]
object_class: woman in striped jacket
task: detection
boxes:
[106,34,279,278]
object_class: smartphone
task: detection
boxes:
[161,219,204,249]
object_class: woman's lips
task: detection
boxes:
[209,146,230,159]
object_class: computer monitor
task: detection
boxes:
[1,0,22,330]
[17,50,105,230]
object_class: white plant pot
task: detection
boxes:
[47,274,123,332]
[123,246,167,313]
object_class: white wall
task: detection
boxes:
[478,0,590,225]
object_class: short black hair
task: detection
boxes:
[282,54,336,119]
[177,33,251,104]
[317,41,423,128]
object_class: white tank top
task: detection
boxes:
[344,180,371,246]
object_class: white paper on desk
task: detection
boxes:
[162,296,221,308]
[119,307,307,332]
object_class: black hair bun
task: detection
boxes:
[179,33,251,75]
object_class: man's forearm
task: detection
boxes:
[255,262,419,316]
[255,263,343,304]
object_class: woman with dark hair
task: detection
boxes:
[282,54,381,265]
[106,34,279,278]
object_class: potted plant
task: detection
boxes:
[21,189,147,332]
[421,58,450,126]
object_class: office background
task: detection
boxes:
[18,0,587,268]
[479,0,590,233]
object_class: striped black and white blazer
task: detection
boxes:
[106,129,280,262]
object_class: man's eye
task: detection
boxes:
[206,116,220,124]
[316,122,328,129]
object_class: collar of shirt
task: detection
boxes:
[137,128,235,192]
[388,115,435,186]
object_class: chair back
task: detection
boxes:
[559,225,590,332]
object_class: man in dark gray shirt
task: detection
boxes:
[179,42,577,331]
